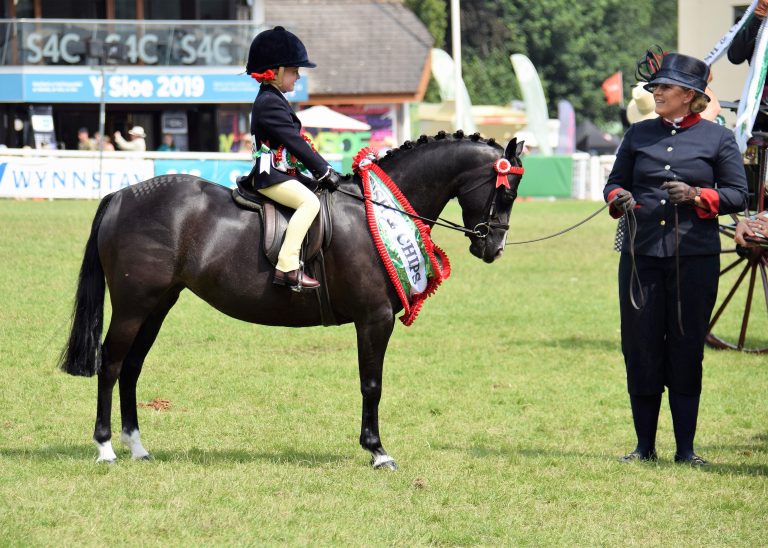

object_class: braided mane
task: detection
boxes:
[340,131,503,180]
[381,130,502,161]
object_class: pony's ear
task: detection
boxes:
[504,137,517,159]
[516,140,525,157]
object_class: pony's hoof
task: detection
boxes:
[95,456,117,464]
[371,455,398,470]
[133,454,152,461]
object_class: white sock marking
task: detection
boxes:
[95,440,117,463]
[120,430,150,459]
[372,454,396,468]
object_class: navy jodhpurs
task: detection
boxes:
[618,253,719,396]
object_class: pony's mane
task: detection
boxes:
[341,130,503,179]
[382,130,502,161]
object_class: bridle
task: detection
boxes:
[337,153,524,239]
[455,156,524,238]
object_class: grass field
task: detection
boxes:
[0,197,766,546]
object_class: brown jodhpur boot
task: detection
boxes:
[273,268,320,291]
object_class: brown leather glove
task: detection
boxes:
[613,190,636,211]
[661,180,698,205]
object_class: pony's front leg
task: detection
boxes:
[355,314,397,470]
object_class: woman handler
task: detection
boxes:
[246,26,340,290]
[604,52,748,465]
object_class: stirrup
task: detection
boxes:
[293,260,305,293]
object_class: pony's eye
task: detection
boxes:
[500,188,516,205]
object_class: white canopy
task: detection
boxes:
[296,105,371,131]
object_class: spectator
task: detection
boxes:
[735,210,768,245]
[236,134,253,154]
[114,126,147,151]
[94,132,115,151]
[157,133,178,152]
[77,127,96,151]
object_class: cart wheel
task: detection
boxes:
[705,219,768,353]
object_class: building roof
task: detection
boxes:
[266,0,433,103]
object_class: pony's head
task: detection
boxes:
[457,137,525,263]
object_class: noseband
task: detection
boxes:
[458,157,524,238]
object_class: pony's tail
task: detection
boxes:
[59,194,114,377]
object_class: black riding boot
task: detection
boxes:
[669,390,707,465]
[620,393,661,462]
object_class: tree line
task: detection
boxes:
[405,0,677,126]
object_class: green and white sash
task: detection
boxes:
[354,148,450,326]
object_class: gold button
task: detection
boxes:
[671,130,677,135]
[660,220,666,226]
[667,147,673,152]
[664,164,671,170]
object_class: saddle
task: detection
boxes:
[232,177,332,266]
[231,177,337,325]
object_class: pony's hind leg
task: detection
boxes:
[94,314,146,463]
[118,289,181,460]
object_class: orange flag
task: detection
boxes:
[601,71,623,105]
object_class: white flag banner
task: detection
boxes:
[703,0,758,65]
[511,53,552,156]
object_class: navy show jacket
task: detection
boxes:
[604,117,748,257]
[250,83,330,188]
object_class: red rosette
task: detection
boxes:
[352,147,377,172]
[494,158,512,189]
[493,158,523,188]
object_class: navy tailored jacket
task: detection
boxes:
[249,83,330,189]
[604,117,748,257]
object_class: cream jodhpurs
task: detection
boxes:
[257,179,320,272]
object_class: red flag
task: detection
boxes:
[601,72,623,105]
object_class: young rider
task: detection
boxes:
[246,26,341,290]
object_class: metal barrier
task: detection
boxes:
[571,152,616,201]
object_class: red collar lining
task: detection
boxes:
[661,113,701,129]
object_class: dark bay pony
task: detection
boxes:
[60,131,525,469]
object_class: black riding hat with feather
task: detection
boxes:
[637,47,710,99]
[246,26,316,74]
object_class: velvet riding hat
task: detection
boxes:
[246,26,316,74]
[642,52,710,99]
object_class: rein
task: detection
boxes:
[504,200,613,245]
[334,186,481,237]
[502,197,646,312]
[337,154,522,238]
[337,162,648,313]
